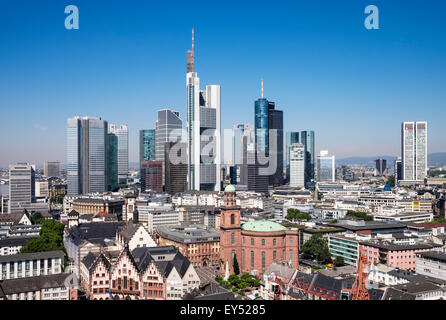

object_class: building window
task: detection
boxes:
[289,250,293,267]
[231,233,235,245]
[262,239,265,246]
[262,252,265,270]
[273,251,277,261]
[289,237,293,245]
[251,251,254,268]
[230,214,235,225]
[273,239,276,246]
[251,238,254,246]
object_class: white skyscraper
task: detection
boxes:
[289,143,305,188]
[109,124,129,184]
[402,121,428,181]
[186,29,221,191]
[9,163,35,213]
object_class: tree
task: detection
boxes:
[386,175,395,188]
[286,208,311,221]
[31,212,43,225]
[334,256,345,267]
[20,219,66,254]
[301,234,331,263]
[346,210,373,221]
[233,254,240,275]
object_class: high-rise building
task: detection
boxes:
[394,157,403,182]
[140,161,163,193]
[300,130,315,186]
[155,109,182,163]
[186,30,221,191]
[9,163,35,213]
[139,129,156,164]
[164,141,187,195]
[289,143,305,188]
[44,161,61,178]
[67,116,108,195]
[268,102,284,187]
[232,124,254,185]
[109,124,128,184]
[286,132,299,183]
[374,158,387,176]
[248,81,283,193]
[107,133,119,191]
[317,150,335,183]
[401,121,428,181]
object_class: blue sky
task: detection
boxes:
[0,0,445,167]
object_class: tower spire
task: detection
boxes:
[261,78,264,98]
[187,28,195,73]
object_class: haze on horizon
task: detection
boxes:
[0,0,445,168]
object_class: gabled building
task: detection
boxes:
[116,220,157,251]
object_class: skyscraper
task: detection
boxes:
[374,158,387,176]
[401,121,428,181]
[155,109,182,164]
[107,133,118,191]
[316,150,335,183]
[186,30,221,191]
[165,141,187,195]
[140,161,163,193]
[44,161,61,178]
[300,130,315,186]
[139,129,156,163]
[109,124,128,184]
[289,143,305,188]
[232,124,254,185]
[9,163,35,213]
[67,116,108,195]
[248,81,283,193]
[394,157,403,182]
[286,132,299,183]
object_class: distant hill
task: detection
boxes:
[428,152,446,167]
[337,153,446,168]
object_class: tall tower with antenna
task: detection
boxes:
[186,29,221,192]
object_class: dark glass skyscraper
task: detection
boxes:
[300,130,315,186]
[248,94,283,192]
[107,133,118,191]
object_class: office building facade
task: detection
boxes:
[140,161,163,193]
[317,150,335,183]
[109,124,129,184]
[107,133,118,191]
[401,121,428,182]
[300,130,315,186]
[164,142,187,195]
[139,129,156,164]
[8,164,35,213]
[44,161,61,178]
[289,143,305,188]
[286,132,299,183]
[375,158,387,176]
[67,116,108,195]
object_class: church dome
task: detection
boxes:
[224,184,236,192]
[241,219,287,233]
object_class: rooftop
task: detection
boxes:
[156,224,220,243]
[241,219,287,233]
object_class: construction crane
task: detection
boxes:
[341,246,370,300]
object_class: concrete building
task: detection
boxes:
[44,161,61,178]
[164,141,187,195]
[157,223,220,267]
[8,163,35,213]
[140,161,163,193]
[289,143,305,188]
[0,250,65,280]
[416,251,446,281]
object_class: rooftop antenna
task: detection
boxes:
[261,78,264,98]
[187,28,195,73]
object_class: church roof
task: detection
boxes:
[241,219,287,233]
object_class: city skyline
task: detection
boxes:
[1,1,446,167]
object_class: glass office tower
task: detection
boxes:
[300,130,315,186]
[140,129,156,163]
[107,133,118,191]
[401,121,427,181]
[109,124,128,184]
